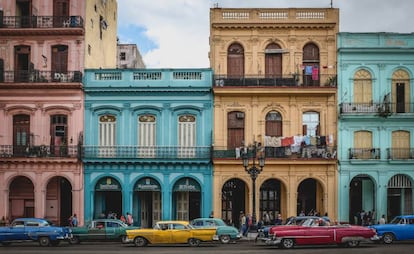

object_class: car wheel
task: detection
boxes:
[134,236,147,247]
[188,238,201,247]
[383,233,394,244]
[280,238,295,249]
[219,235,231,244]
[347,240,360,247]
[69,236,80,244]
[39,236,50,247]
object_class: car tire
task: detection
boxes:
[219,235,231,244]
[280,238,295,249]
[39,236,50,247]
[383,233,394,244]
[134,236,147,247]
[347,240,360,247]
[188,238,201,247]
[69,236,80,244]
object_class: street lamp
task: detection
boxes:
[242,141,265,230]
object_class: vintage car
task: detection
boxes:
[190,217,242,243]
[0,218,72,246]
[265,217,379,249]
[369,215,414,244]
[124,220,217,247]
[256,216,330,242]
[69,219,139,244]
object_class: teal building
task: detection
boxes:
[337,33,414,224]
[82,69,213,227]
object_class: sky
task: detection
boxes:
[117,0,414,68]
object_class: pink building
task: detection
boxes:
[0,0,86,226]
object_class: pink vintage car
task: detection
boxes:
[265,218,379,249]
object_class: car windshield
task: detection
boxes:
[389,217,404,224]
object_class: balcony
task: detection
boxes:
[340,103,414,115]
[213,146,336,160]
[0,145,79,158]
[1,70,82,83]
[349,148,380,160]
[213,74,337,88]
[0,16,84,36]
[81,146,211,160]
[387,148,414,160]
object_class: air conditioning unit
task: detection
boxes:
[215,79,224,87]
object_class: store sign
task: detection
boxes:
[96,177,121,191]
[173,178,200,192]
[135,178,161,191]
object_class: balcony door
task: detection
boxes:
[53,0,70,27]
[51,45,68,81]
[13,114,30,155]
[50,115,67,156]
[16,0,32,28]
[227,43,244,78]
[265,43,282,78]
[14,45,30,82]
[227,111,245,149]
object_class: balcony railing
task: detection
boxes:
[349,148,380,160]
[214,146,336,160]
[1,70,82,83]
[213,74,336,88]
[387,148,414,160]
[1,16,84,28]
[82,146,211,160]
[0,145,79,158]
[340,103,414,114]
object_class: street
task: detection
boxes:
[2,241,414,254]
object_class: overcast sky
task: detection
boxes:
[117,0,413,68]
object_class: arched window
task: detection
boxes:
[265,111,282,137]
[138,114,156,157]
[392,69,410,113]
[265,43,282,78]
[178,115,196,157]
[99,114,116,157]
[227,43,244,78]
[302,43,320,86]
[354,69,372,104]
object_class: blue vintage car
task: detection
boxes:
[190,218,242,244]
[0,218,72,246]
[369,215,414,244]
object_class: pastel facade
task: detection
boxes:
[210,8,339,226]
[82,68,213,227]
[337,32,414,224]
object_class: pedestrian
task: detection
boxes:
[275,213,283,225]
[71,213,78,227]
[379,214,386,224]
[120,214,126,224]
[68,215,73,227]
[239,211,246,235]
[127,212,134,226]
[209,211,214,218]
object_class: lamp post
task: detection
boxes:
[242,141,265,230]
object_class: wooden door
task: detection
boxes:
[265,43,282,78]
[227,43,244,78]
[53,0,70,27]
[13,114,30,155]
[227,112,244,149]
[14,46,30,82]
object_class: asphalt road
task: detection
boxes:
[2,241,414,254]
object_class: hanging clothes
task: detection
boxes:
[312,65,319,80]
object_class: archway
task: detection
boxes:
[297,178,324,216]
[94,177,123,219]
[259,178,283,225]
[46,176,72,226]
[133,177,162,228]
[349,174,375,225]
[387,174,413,221]
[221,178,246,229]
[9,176,34,221]
[172,177,201,221]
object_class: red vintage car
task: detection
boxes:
[265,218,379,249]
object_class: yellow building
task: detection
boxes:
[210,8,339,227]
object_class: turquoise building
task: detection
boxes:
[337,33,414,224]
[82,68,213,227]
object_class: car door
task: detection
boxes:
[105,221,121,241]
[303,226,335,245]
[7,220,26,241]
[171,223,191,243]
[87,221,106,241]
[395,218,414,240]
[152,223,172,243]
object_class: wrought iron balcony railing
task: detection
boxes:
[213,74,336,88]
[1,15,84,28]
[213,146,336,160]
[387,148,414,160]
[340,103,414,114]
[1,70,82,83]
[349,148,380,160]
[0,145,79,158]
[81,146,211,160]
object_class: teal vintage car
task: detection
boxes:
[69,219,138,244]
[190,218,242,244]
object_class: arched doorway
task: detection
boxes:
[221,178,246,229]
[297,178,324,216]
[9,176,34,221]
[46,176,72,226]
[227,43,244,78]
[133,177,162,228]
[259,179,282,225]
[94,177,123,219]
[302,43,320,86]
[387,174,413,221]
[172,177,201,221]
[349,175,376,225]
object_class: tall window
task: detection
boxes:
[138,115,156,157]
[178,115,196,158]
[99,114,116,157]
[302,43,320,86]
[227,111,245,149]
[353,131,373,159]
[227,43,244,78]
[302,112,319,136]
[354,69,372,104]
[50,114,67,156]
[265,43,282,78]
[392,70,410,113]
[392,131,410,159]
[13,114,30,155]
[265,111,282,137]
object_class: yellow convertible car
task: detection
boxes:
[124,220,217,247]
